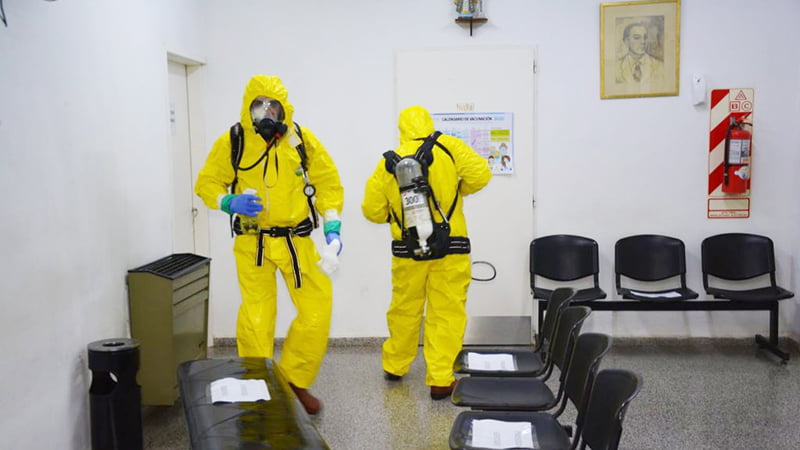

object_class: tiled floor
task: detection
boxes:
[143,338,800,449]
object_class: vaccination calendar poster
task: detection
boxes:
[432,112,514,175]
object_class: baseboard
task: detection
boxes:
[213,337,385,348]
[213,337,237,347]
[791,332,800,353]
[213,335,800,353]
[423,316,532,346]
[610,336,799,353]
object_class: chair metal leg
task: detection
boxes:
[537,301,546,330]
[755,301,789,363]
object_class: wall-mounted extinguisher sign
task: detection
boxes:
[707,88,754,218]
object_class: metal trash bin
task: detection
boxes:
[88,338,142,450]
[127,253,211,405]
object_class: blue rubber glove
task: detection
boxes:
[325,231,340,245]
[228,194,263,217]
[325,231,343,256]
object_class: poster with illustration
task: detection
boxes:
[432,112,514,175]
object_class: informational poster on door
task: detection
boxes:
[432,112,514,175]
[707,88,754,219]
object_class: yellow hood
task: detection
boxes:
[239,75,295,134]
[398,105,435,144]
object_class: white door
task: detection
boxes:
[168,60,195,254]
[396,46,536,344]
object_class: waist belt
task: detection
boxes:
[391,237,471,259]
[248,218,314,289]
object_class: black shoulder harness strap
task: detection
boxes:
[228,123,245,237]
[230,122,244,195]
[383,131,452,174]
[292,124,319,229]
[383,131,459,227]
[382,150,402,174]
[293,123,308,170]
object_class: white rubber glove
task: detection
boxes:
[318,238,342,276]
[318,209,342,275]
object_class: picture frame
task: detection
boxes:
[600,0,680,99]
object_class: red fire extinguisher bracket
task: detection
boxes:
[708,88,754,219]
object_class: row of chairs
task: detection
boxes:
[532,233,793,304]
[448,288,642,450]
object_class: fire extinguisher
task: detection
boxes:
[722,116,752,194]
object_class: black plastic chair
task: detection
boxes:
[577,369,642,450]
[449,334,614,450]
[449,368,641,450]
[454,287,577,377]
[701,233,794,361]
[701,233,794,302]
[614,234,698,302]
[531,235,607,304]
[451,306,592,411]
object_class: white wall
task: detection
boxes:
[198,0,800,340]
[793,57,800,338]
[1,1,799,447]
[0,1,203,448]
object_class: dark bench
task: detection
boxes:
[536,298,788,361]
[178,357,329,449]
[532,233,794,363]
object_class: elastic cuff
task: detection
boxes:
[323,220,341,234]
[216,193,228,209]
[220,194,236,215]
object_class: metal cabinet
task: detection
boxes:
[127,253,211,406]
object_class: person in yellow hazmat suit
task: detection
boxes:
[195,75,344,414]
[361,105,491,399]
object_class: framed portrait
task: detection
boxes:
[600,0,680,99]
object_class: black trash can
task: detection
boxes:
[88,338,143,450]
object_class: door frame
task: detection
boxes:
[167,52,208,257]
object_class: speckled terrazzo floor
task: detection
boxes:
[142,338,800,449]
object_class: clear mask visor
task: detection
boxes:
[250,97,284,123]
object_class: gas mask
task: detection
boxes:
[250,96,287,142]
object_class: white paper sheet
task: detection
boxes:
[471,419,537,449]
[629,290,681,298]
[210,377,270,403]
[466,352,517,371]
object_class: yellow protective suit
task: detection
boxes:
[361,105,491,387]
[195,75,343,389]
